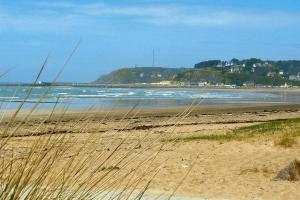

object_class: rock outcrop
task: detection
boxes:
[273,160,300,181]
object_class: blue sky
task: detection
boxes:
[0,0,300,82]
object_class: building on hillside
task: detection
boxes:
[289,75,298,81]
[223,84,237,88]
[263,62,272,67]
[188,82,208,87]
[230,66,241,73]
[225,62,233,67]
[267,72,276,78]
[176,82,190,87]
[216,63,224,68]
[289,74,300,81]
[243,81,255,87]
[255,63,262,67]
[150,74,162,78]
[280,83,290,88]
[197,82,208,86]
[156,81,173,85]
[279,71,284,75]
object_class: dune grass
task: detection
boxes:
[0,48,199,199]
[170,118,300,145]
[0,100,200,199]
[0,103,197,199]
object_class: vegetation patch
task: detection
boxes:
[170,118,300,143]
[239,167,275,176]
[239,167,259,175]
[274,135,298,148]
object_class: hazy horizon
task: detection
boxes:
[0,0,299,83]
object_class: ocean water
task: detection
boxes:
[0,86,298,109]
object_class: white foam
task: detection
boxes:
[0,97,19,99]
[57,93,70,95]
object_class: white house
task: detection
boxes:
[230,66,241,73]
[289,75,298,81]
[279,71,284,75]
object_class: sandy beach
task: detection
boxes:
[1,104,300,200]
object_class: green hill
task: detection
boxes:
[95,59,300,86]
[172,68,223,84]
[95,67,188,84]
[193,59,300,86]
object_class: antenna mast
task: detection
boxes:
[152,49,155,67]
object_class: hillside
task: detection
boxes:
[193,58,300,86]
[95,59,300,86]
[172,68,224,84]
[95,67,188,84]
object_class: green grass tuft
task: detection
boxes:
[169,118,300,142]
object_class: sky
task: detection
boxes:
[0,0,300,82]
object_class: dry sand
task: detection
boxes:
[2,104,300,200]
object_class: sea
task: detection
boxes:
[0,85,299,110]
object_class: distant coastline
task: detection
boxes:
[1,82,300,91]
[95,59,300,87]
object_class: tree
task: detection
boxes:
[194,60,221,69]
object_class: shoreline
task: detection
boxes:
[2,83,300,92]
[2,104,300,120]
